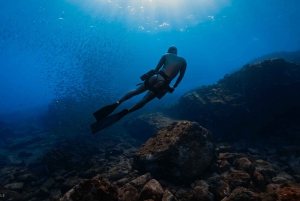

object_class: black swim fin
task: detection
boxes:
[93,102,119,121]
[90,109,129,134]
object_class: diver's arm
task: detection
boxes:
[154,55,165,72]
[173,62,187,88]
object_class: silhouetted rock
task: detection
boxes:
[133,121,215,183]
[124,112,175,142]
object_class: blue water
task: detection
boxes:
[1,0,300,115]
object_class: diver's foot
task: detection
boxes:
[93,102,119,121]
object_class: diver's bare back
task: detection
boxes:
[161,53,186,80]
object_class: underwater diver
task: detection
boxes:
[91,46,187,134]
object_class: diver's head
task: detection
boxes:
[167,46,177,54]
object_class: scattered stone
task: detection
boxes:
[193,180,214,201]
[219,153,235,164]
[219,160,231,173]
[162,190,178,201]
[264,181,300,201]
[253,160,276,184]
[234,157,254,174]
[272,171,295,184]
[130,173,152,191]
[252,170,266,192]
[118,184,138,201]
[116,178,129,187]
[59,178,118,201]
[138,179,164,201]
[206,174,229,200]
[223,187,261,201]
[221,169,251,190]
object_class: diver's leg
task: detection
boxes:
[128,91,156,113]
[118,84,147,103]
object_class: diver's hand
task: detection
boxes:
[169,86,175,93]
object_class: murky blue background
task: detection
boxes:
[1,0,300,115]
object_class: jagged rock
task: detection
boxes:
[206,174,229,201]
[119,184,138,201]
[130,173,152,191]
[124,112,175,142]
[221,169,251,190]
[222,187,261,201]
[219,160,231,173]
[272,171,295,184]
[193,180,214,201]
[173,59,300,141]
[116,178,129,187]
[162,190,178,201]
[253,160,276,184]
[138,179,164,201]
[252,170,266,192]
[264,181,300,201]
[219,153,235,164]
[133,121,215,183]
[234,157,254,174]
[59,178,118,201]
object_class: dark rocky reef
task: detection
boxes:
[169,59,300,141]
[249,49,300,65]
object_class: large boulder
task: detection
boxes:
[133,121,215,183]
[171,59,300,141]
[124,112,175,142]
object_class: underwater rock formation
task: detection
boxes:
[58,177,119,201]
[174,59,300,141]
[133,121,216,183]
[124,112,175,142]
